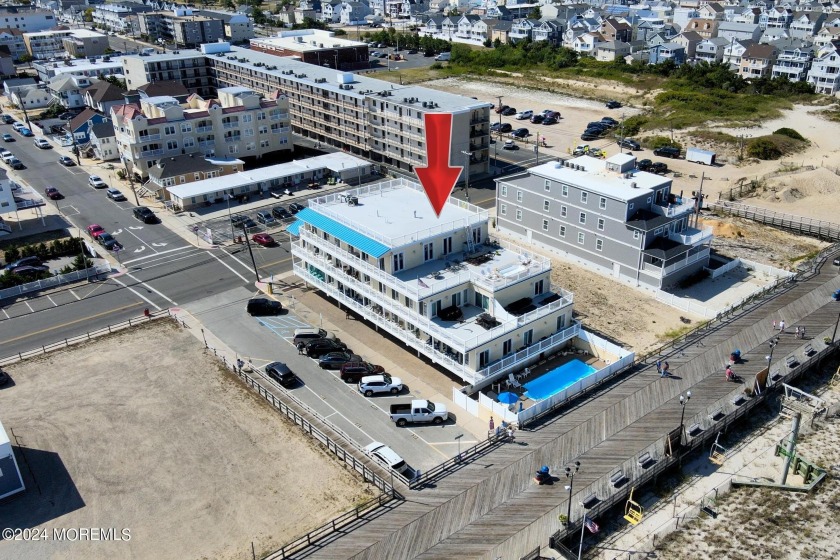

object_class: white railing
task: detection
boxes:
[308,178,488,249]
[0,264,110,300]
[668,225,713,246]
[649,198,695,218]
[643,248,710,278]
[707,257,742,279]
[473,322,581,381]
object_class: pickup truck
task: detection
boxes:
[389,399,448,426]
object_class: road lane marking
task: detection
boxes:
[123,251,205,272]
[24,301,33,312]
[405,429,452,460]
[0,302,142,345]
[206,251,250,282]
[47,295,58,307]
[70,290,81,300]
[2,309,8,318]
[124,273,177,306]
[122,246,194,265]
[225,249,259,273]
[111,277,163,310]
[300,384,379,443]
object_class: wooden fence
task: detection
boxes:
[710,201,840,242]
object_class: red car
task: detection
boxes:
[44,187,62,200]
[87,224,105,238]
[252,233,275,246]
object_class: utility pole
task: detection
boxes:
[495,95,503,173]
[241,224,260,282]
[694,173,705,229]
[460,150,472,201]
[123,158,139,205]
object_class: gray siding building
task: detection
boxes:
[495,154,712,290]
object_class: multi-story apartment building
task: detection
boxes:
[0,28,26,61]
[0,6,56,33]
[138,8,225,47]
[807,40,840,95]
[248,29,369,71]
[289,179,578,385]
[33,57,122,81]
[120,42,491,176]
[771,46,814,82]
[495,154,712,290]
[111,86,292,178]
[22,29,109,60]
[93,3,154,35]
[194,10,253,43]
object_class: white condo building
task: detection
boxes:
[289,179,579,385]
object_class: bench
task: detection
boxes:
[582,493,599,509]
[732,394,746,406]
[688,423,703,437]
[785,355,800,368]
[803,343,815,356]
[709,409,724,422]
[638,452,656,469]
[610,470,627,488]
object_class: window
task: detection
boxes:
[244,129,254,137]
[164,125,175,135]
[633,230,640,240]
[559,225,566,237]
[560,205,567,218]
[166,140,178,150]
[259,126,268,135]
[423,242,434,261]
[479,350,490,368]
[543,200,550,212]
[516,190,523,202]
[597,218,605,231]
[181,123,192,133]
[443,236,452,254]
[542,219,549,231]
[242,114,252,123]
[544,180,551,191]
[581,191,588,203]
[501,185,508,197]
[579,212,586,225]
[562,184,568,197]
[516,209,522,221]
[578,232,585,244]
[599,197,606,209]
[534,279,544,294]
[500,203,507,216]
[654,227,662,235]
[260,139,270,148]
[629,202,634,211]
[503,339,512,355]
[257,112,266,120]
[596,239,603,251]
[392,252,404,272]
[523,329,533,346]
[183,137,194,148]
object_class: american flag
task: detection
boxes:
[584,516,600,534]
[418,278,429,288]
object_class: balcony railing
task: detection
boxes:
[196,126,212,133]
[222,122,239,129]
[641,247,710,278]
[138,133,160,141]
[224,136,241,143]
[649,197,695,218]
[667,225,713,246]
[140,149,164,157]
[475,322,581,381]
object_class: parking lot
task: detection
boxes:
[185,286,486,476]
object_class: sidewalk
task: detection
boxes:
[258,270,491,441]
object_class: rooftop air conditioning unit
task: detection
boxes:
[631,182,638,188]
[422,101,428,107]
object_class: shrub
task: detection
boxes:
[644,135,682,150]
[773,127,806,142]
[746,137,783,160]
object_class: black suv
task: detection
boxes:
[272,205,291,219]
[653,146,681,158]
[637,159,653,171]
[265,362,299,388]
[305,338,348,358]
[650,162,669,174]
[133,206,157,223]
[246,298,283,316]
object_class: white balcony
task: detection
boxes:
[138,133,161,141]
[641,247,711,278]
[649,197,695,218]
[667,225,713,246]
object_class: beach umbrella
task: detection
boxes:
[497,392,519,405]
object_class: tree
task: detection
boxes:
[18,53,33,68]
[83,7,93,22]
[527,6,541,19]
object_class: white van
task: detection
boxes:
[434,52,451,62]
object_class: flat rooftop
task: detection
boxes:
[308,179,487,250]
[252,34,365,52]
[525,155,671,202]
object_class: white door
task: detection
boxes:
[613,262,621,277]
[526,229,532,242]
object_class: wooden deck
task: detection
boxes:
[303,251,840,560]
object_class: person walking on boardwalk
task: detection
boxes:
[779,320,786,334]
[661,361,670,378]
[656,360,662,376]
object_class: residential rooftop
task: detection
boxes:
[251,29,366,52]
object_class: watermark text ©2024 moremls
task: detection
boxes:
[3,527,131,542]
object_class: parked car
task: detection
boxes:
[619,138,641,150]
[339,361,385,383]
[511,127,529,139]
[96,232,121,251]
[231,215,258,229]
[318,351,361,370]
[18,128,33,137]
[637,159,653,171]
[490,122,512,133]
[515,110,533,120]
[88,175,107,188]
[59,112,75,120]
[406,49,418,54]
[543,110,560,119]
[256,210,276,225]
[606,100,622,109]
[33,138,51,149]
[246,298,283,316]
[133,206,157,223]
[389,399,448,426]
[542,115,559,125]
[588,147,605,158]
[5,255,41,270]
[502,139,518,150]
[271,205,291,219]
[86,224,105,238]
[305,338,348,359]
[265,361,299,388]
[251,233,275,246]
[650,162,669,174]
[8,158,23,170]
[364,442,416,478]
[106,188,126,201]
[293,327,337,346]
[653,146,681,158]
[44,186,62,200]
[494,104,509,114]
[0,148,10,159]
[580,131,601,141]
[586,122,610,131]
[2,134,13,142]
[0,368,9,386]
[358,374,404,397]
[288,202,306,214]
[501,107,517,116]
[1,114,14,124]
[58,156,75,166]
[600,117,619,127]
[530,114,544,124]
[7,265,50,277]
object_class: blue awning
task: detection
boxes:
[296,208,390,258]
[285,220,303,236]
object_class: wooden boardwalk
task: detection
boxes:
[303,251,840,560]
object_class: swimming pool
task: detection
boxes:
[523,359,596,401]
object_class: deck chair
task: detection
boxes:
[507,373,522,389]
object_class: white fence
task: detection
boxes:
[707,257,741,279]
[654,291,718,319]
[478,391,519,424]
[0,264,110,300]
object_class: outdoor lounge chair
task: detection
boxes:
[507,373,522,389]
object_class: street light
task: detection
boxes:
[460,150,472,201]
[454,433,463,461]
[564,461,581,525]
[766,337,779,376]
[678,391,692,445]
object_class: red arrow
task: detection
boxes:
[415,113,463,217]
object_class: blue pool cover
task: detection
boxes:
[524,359,596,401]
